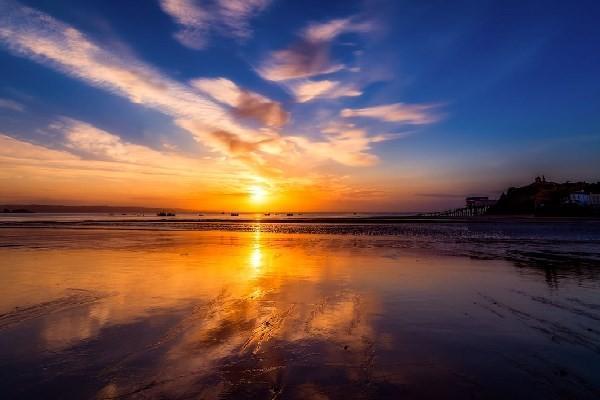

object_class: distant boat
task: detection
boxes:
[198,213,204,216]
[157,211,176,217]
[286,213,293,216]
[231,212,239,216]
[264,213,271,216]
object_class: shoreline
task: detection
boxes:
[1,215,600,229]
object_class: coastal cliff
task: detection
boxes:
[489,178,600,216]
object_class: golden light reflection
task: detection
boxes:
[0,228,464,399]
[249,229,263,270]
[250,247,262,269]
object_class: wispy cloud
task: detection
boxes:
[0,133,78,163]
[289,124,396,167]
[158,0,208,49]
[0,2,275,173]
[341,103,440,124]
[0,124,236,181]
[0,129,248,206]
[289,79,361,102]
[57,118,187,167]
[0,98,24,112]
[178,116,396,174]
[257,17,372,82]
[0,2,235,128]
[191,77,289,127]
[218,0,271,37]
[0,2,399,187]
[302,17,371,42]
[289,135,377,166]
[159,0,271,49]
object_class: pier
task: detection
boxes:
[419,205,492,217]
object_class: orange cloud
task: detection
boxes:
[0,127,261,208]
[191,78,289,127]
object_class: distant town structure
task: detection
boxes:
[421,176,599,217]
[564,190,591,206]
[489,176,600,216]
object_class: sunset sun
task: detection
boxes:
[249,185,268,203]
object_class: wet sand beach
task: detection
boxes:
[1,221,599,399]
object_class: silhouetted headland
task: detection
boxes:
[488,176,600,216]
[421,177,600,218]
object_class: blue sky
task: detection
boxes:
[0,0,599,211]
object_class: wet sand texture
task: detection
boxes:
[0,225,599,399]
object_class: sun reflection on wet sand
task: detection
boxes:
[249,230,263,271]
[0,228,599,399]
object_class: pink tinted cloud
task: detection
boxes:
[341,103,440,124]
[257,17,373,82]
[159,0,271,49]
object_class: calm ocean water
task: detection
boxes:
[0,212,416,223]
[1,221,599,399]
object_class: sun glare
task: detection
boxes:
[249,185,268,203]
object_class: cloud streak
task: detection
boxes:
[257,17,372,82]
[0,2,237,128]
[57,118,191,167]
[0,124,238,182]
[0,98,24,112]
[302,18,371,42]
[289,79,361,103]
[0,2,279,173]
[0,129,250,206]
[341,103,440,124]
[159,0,209,49]
[159,0,271,49]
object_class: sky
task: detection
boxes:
[0,0,599,212]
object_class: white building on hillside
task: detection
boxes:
[567,191,591,206]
